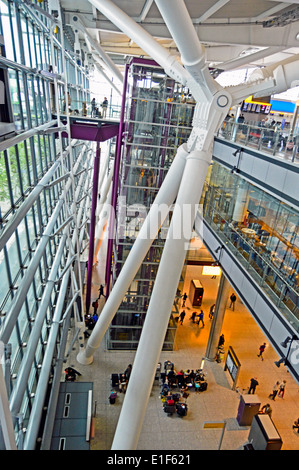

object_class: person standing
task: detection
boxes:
[179,310,186,325]
[63,91,71,112]
[191,311,196,323]
[248,377,259,394]
[257,342,266,360]
[293,418,299,433]
[269,381,280,401]
[278,380,286,398]
[124,364,132,381]
[229,293,237,310]
[218,334,225,348]
[182,292,187,307]
[102,97,108,117]
[260,403,272,418]
[91,97,96,117]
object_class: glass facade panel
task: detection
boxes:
[203,162,299,331]
[0,0,94,448]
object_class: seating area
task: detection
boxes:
[159,361,208,418]
[159,361,208,393]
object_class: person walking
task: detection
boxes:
[209,303,215,319]
[98,284,105,299]
[191,311,196,323]
[269,381,280,401]
[278,380,286,398]
[257,342,266,360]
[197,309,205,327]
[92,312,98,324]
[182,292,187,307]
[64,367,81,382]
[92,298,99,315]
[229,293,237,310]
[248,377,259,394]
[179,310,186,324]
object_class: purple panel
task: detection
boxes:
[130,57,159,67]
[85,144,101,314]
[60,123,119,142]
[105,63,129,296]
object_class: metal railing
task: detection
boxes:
[57,97,121,120]
[218,120,299,163]
[203,206,299,332]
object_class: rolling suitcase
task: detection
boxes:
[176,402,188,417]
[199,381,208,392]
[163,404,176,415]
[166,399,175,406]
[109,392,117,404]
[111,373,119,387]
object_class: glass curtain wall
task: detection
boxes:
[202,162,299,332]
[0,0,92,448]
[107,59,195,350]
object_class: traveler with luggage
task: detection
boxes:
[64,366,81,382]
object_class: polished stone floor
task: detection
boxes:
[65,248,299,451]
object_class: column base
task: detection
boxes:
[76,349,94,365]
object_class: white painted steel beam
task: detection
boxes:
[112,148,211,449]
[70,15,124,85]
[194,0,231,24]
[77,143,189,364]
[88,0,192,91]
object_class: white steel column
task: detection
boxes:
[77,143,189,364]
[112,149,211,449]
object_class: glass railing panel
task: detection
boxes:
[217,122,299,164]
[203,204,299,332]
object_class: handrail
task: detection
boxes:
[0,120,57,153]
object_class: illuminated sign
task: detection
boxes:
[202,266,221,276]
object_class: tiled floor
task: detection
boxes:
[66,247,299,451]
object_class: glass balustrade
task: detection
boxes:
[202,162,299,332]
[218,120,299,163]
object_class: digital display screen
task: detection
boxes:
[264,105,271,114]
[242,102,272,114]
[225,352,238,381]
